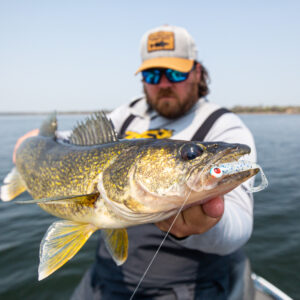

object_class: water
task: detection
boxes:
[0,114,299,299]
[240,114,300,299]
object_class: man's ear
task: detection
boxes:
[195,62,202,82]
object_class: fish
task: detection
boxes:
[0,112,266,280]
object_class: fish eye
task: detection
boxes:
[180,144,204,161]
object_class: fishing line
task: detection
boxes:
[129,177,197,300]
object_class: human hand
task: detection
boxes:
[13,129,39,164]
[155,196,224,238]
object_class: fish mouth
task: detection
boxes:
[208,144,258,186]
[188,143,257,192]
[209,143,251,165]
[192,143,251,174]
[217,168,259,186]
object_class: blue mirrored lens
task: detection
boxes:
[142,68,190,84]
[165,69,189,83]
[142,70,161,84]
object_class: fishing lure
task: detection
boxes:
[210,161,268,192]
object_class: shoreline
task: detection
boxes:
[0,106,300,116]
[0,111,109,116]
[231,106,300,114]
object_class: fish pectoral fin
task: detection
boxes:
[101,229,128,266]
[15,193,99,205]
[39,220,97,280]
[0,167,27,201]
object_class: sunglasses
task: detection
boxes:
[142,67,194,85]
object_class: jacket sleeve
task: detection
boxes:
[170,112,257,255]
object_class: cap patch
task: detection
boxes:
[147,31,175,52]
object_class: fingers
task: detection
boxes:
[155,196,224,238]
[202,196,224,218]
[156,214,183,235]
[13,129,39,164]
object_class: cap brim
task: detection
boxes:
[135,57,194,74]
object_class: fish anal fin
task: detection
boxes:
[1,167,27,202]
[101,228,128,266]
[39,220,97,280]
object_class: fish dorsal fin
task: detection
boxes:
[39,112,57,137]
[69,111,118,146]
[39,220,97,280]
[101,228,128,265]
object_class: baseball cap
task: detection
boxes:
[135,25,198,74]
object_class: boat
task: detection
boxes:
[253,273,293,300]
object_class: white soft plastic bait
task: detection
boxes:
[210,161,268,192]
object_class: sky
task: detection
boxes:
[0,0,299,112]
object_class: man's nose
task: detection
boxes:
[158,73,172,88]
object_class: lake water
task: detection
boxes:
[0,114,299,299]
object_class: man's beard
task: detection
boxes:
[144,82,199,119]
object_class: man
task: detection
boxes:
[13,25,256,299]
[71,25,256,299]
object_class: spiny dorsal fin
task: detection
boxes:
[39,112,57,137]
[68,111,118,146]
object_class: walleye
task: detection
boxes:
[0,112,266,280]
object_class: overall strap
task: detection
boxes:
[117,98,143,138]
[118,114,136,138]
[191,108,231,141]
[129,97,143,107]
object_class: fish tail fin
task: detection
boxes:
[101,228,128,266]
[38,220,97,280]
[0,167,27,201]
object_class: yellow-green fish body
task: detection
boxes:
[1,112,261,280]
[15,135,141,227]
